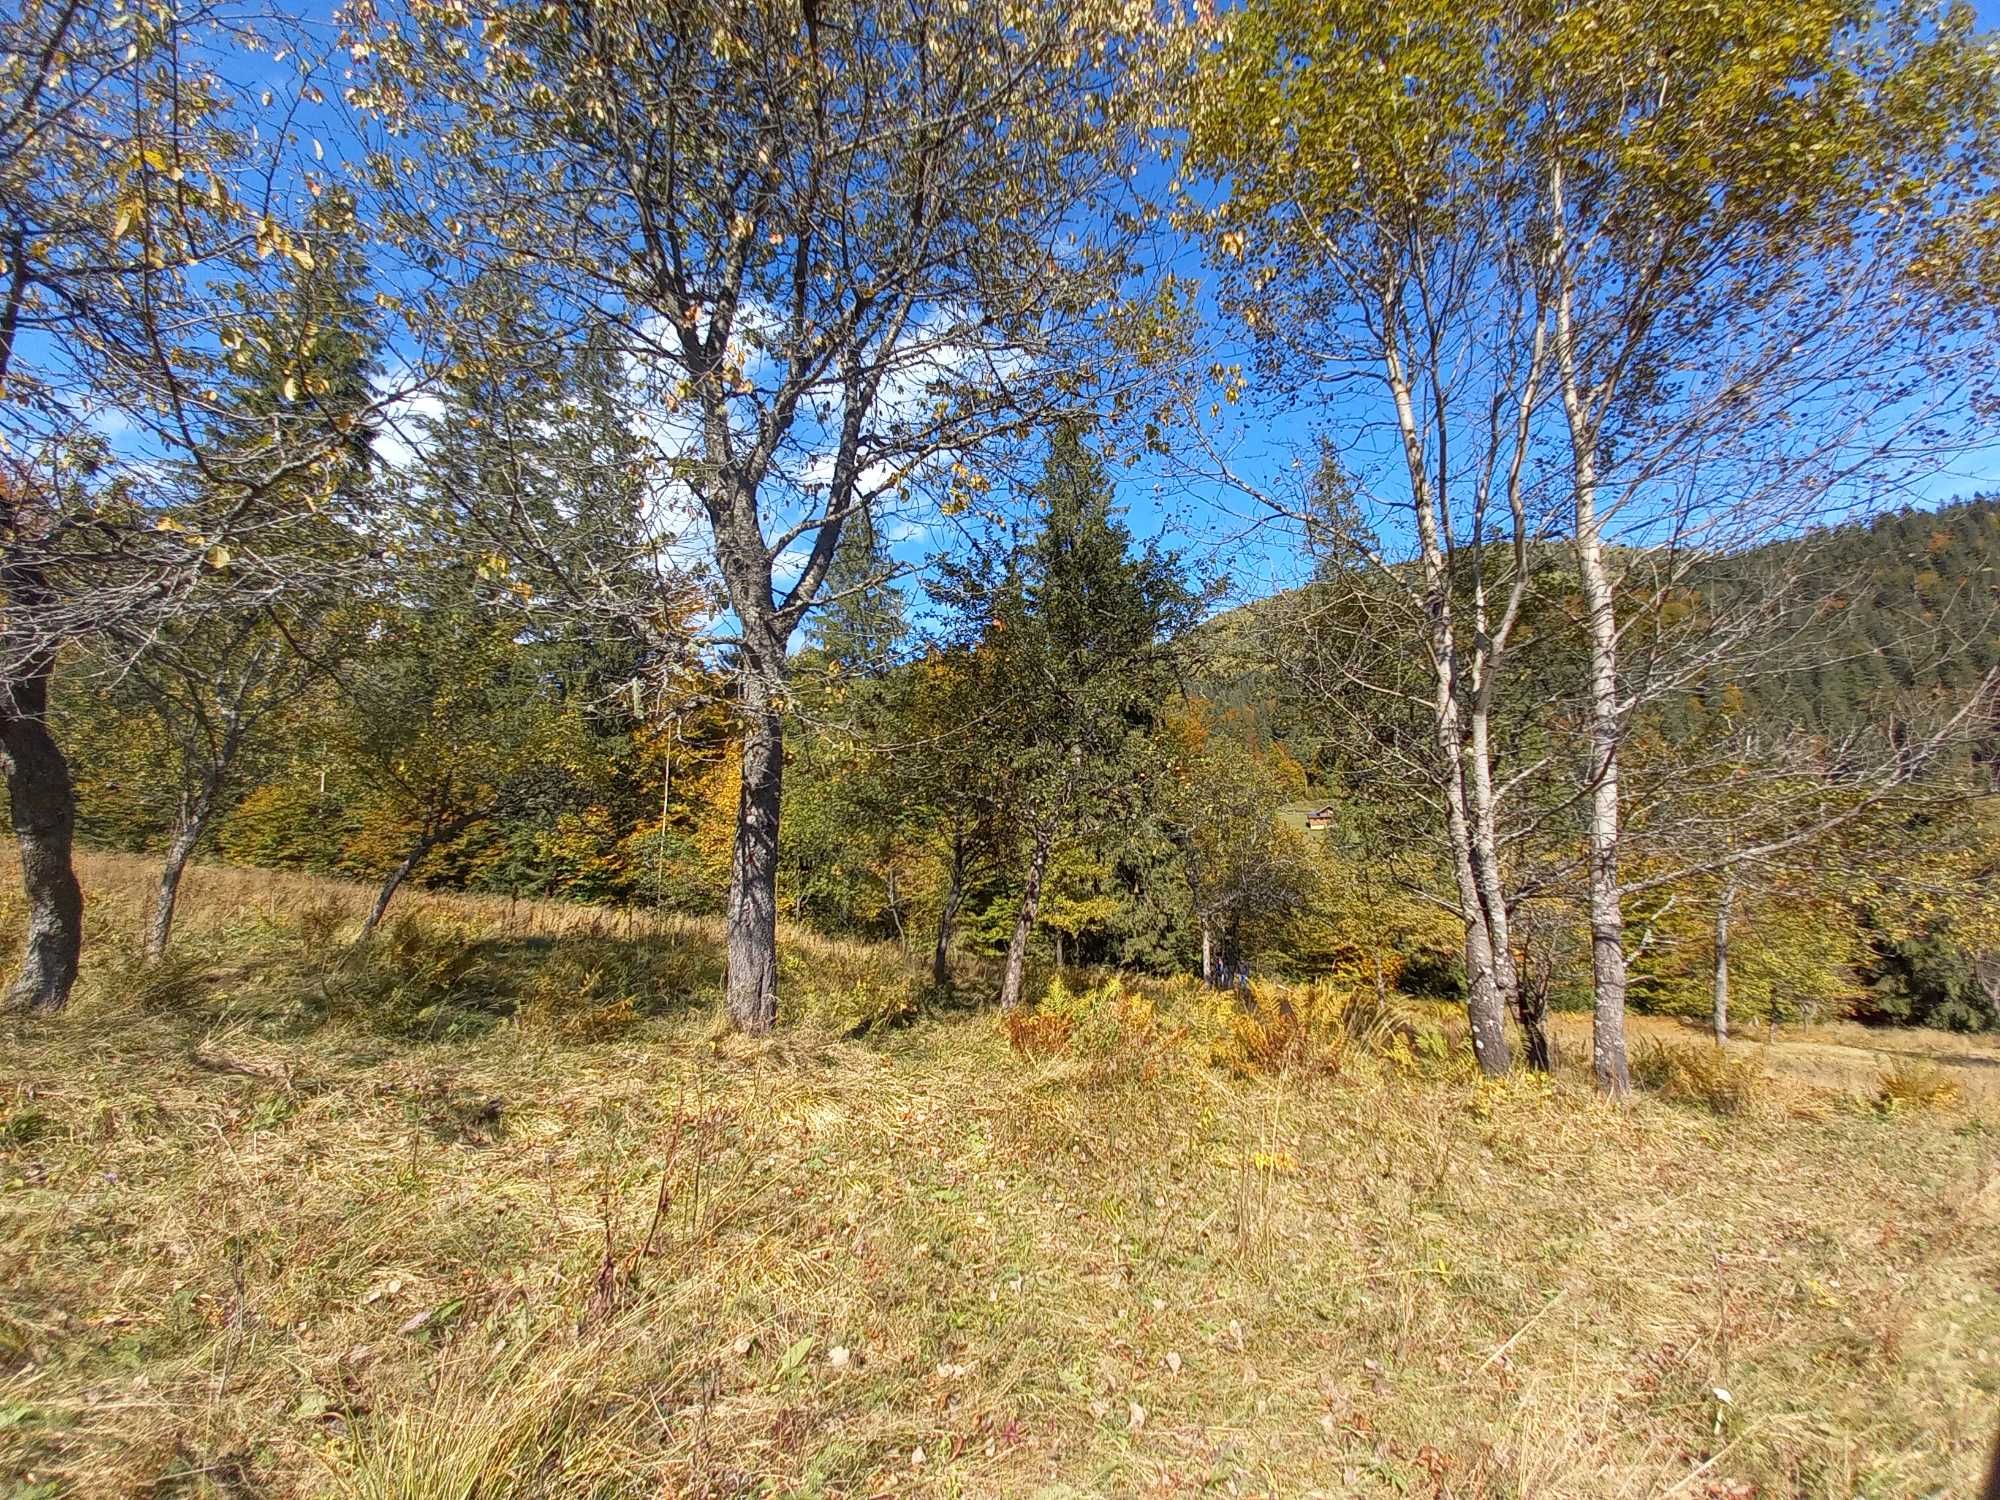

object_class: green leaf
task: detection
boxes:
[773,1335,815,1380]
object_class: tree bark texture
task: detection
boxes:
[1712,879,1735,1046]
[0,520,83,1013]
[930,826,966,992]
[1574,480,1632,1095]
[1515,978,1553,1073]
[143,822,203,964]
[725,666,784,1033]
[997,822,1053,1010]
[0,692,82,1012]
[362,839,432,942]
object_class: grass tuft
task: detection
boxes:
[1875,1058,1965,1114]
[1631,1038,1766,1114]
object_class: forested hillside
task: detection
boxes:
[1744,496,2000,758]
[1196,495,2000,752]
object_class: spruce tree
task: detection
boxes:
[991,425,1196,1008]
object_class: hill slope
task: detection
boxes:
[3,853,1998,1497]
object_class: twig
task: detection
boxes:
[631,1087,690,1269]
[1480,1287,1567,1369]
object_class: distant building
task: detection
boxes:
[1278,801,1339,833]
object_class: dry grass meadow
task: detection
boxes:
[3,852,1999,1498]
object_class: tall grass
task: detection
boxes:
[1,852,1997,1496]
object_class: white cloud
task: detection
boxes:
[371,384,445,470]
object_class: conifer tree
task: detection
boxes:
[989,426,1196,1008]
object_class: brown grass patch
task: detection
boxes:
[0,853,1996,1496]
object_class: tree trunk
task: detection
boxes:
[997,822,1053,1010]
[1381,324,1509,1077]
[931,827,966,992]
[1200,920,1215,988]
[1514,923,1553,1072]
[1516,985,1552,1073]
[1442,721,1508,1073]
[725,668,784,1033]
[358,809,486,942]
[1712,879,1735,1047]
[1577,530,1631,1095]
[1457,880,1509,1073]
[1465,706,1522,1024]
[143,820,205,963]
[884,867,904,946]
[0,696,82,1013]
[1551,158,1631,1097]
[361,837,434,942]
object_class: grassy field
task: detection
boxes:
[3,853,1998,1498]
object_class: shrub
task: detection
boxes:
[1378,1019,1459,1079]
[1874,1060,1962,1114]
[1048,976,1160,1056]
[1631,1040,1763,1115]
[1004,975,1167,1073]
[1200,978,1410,1077]
[1002,1008,1075,1057]
[328,915,500,1039]
[783,946,919,1035]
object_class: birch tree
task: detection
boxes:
[1527,0,2000,1090]
[1185,2,1564,1074]
[1189,0,1999,1088]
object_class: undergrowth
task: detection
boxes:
[1631,1039,1766,1115]
[1,853,1997,1497]
[1876,1059,1965,1114]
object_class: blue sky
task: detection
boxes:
[207,1,2000,621]
[1095,0,2000,608]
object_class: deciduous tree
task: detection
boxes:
[347,0,1168,1031]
